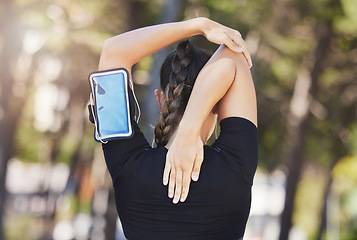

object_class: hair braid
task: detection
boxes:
[154,40,211,146]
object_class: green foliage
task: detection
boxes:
[340,221,357,240]
[14,103,42,163]
[343,188,357,218]
[332,155,357,238]
[294,170,325,238]
[55,134,79,164]
[5,214,37,240]
[335,0,357,35]
[320,68,341,87]
[348,125,357,154]
[270,57,298,85]
[81,125,98,156]
[333,156,357,183]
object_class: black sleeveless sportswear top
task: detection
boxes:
[102,116,258,240]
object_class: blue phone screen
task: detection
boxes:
[93,72,130,137]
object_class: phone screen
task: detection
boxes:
[90,69,132,140]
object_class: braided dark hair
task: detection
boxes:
[154,40,211,146]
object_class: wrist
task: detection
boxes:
[196,17,213,37]
[176,120,201,138]
[184,17,210,36]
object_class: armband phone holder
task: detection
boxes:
[88,68,140,143]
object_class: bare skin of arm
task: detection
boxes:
[165,45,257,204]
[98,17,252,72]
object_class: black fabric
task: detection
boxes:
[102,117,258,240]
[88,104,95,124]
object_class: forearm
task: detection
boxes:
[161,25,253,203]
[177,45,236,136]
[98,18,207,71]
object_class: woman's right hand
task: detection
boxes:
[198,18,252,68]
[163,129,203,204]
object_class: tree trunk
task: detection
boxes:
[316,172,332,240]
[316,156,341,240]
[279,22,333,240]
[104,187,117,240]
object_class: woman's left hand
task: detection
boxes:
[163,132,203,204]
[199,18,252,68]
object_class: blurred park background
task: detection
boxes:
[0,0,356,239]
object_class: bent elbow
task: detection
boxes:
[101,38,113,58]
[98,38,130,71]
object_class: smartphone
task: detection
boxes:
[89,68,133,142]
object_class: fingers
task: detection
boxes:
[165,161,193,204]
[163,159,171,186]
[171,168,192,204]
[224,30,253,68]
[222,33,241,53]
[163,138,204,204]
[203,21,253,67]
[191,148,204,182]
[168,166,176,199]
[164,155,181,203]
[172,168,193,204]
[237,38,253,68]
[172,168,182,204]
[180,171,191,203]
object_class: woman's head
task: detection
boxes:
[154,40,211,146]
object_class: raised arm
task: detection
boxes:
[98,17,252,72]
[181,45,257,127]
[165,45,257,204]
